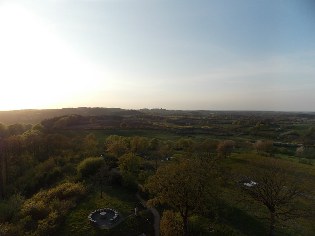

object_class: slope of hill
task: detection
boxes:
[0,107,140,125]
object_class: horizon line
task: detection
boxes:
[0,107,314,113]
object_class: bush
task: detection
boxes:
[77,157,105,178]
[36,211,59,236]
[19,182,86,235]
[103,153,118,169]
[299,158,313,165]
[0,222,23,236]
[20,200,49,221]
[0,194,24,223]
[47,182,86,201]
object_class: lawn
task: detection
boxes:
[218,152,315,236]
[55,186,154,236]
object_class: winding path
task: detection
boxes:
[136,192,160,236]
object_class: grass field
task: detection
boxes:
[55,186,154,236]
[217,152,315,236]
[58,128,315,235]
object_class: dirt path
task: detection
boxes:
[136,192,160,236]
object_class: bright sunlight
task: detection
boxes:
[0,3,104,111]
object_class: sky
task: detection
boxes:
[0,0,314,111]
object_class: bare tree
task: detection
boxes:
[254,140,274,156]
[241,159,308,236]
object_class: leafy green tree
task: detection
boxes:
[149,138,160,151]
[102,153,118,169]
[118,153,142,175]
[118,153,142,190]
[77,157,105,178]
[83,133,99,156]
[149,138,162,170]
[0,161,6,199]
[0,123,7,138]
[176,138,195,152]
[23,130,43,159]
[160,210,183,236]
[146,158,218,236]
[43,134,71,156]
[7,124,26,136]
[105,135,129,158]
[158,142,173,159]
[94,165,110,198]
[130,136,149,155]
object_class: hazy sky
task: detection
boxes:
[0,0,314,111]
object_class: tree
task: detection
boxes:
[118,153,142,189]
[241,159,306,236]
[43,134,71,157]
[295,146,304,158]
[105,135,129,158]
[94,165,110,198]
[197,139,218,156]
[216,140,235,158]
[158,142,173,159]
[0,139,8,199]
[149,138,161,170]
[83,133,99,156]
[146,158,218,236]
[160,210,183,236]
[130,136,149,155]
[7,124,25,136]
[175,138,195,152]
[302,127,315,145]
[77,157,105,178]
[23,130,43,159]
[254,140,274,156]
[0,123,7,138]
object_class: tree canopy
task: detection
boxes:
[146,158,219,236]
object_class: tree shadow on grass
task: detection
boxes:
[217,203,267,236]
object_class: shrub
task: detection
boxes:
[0,222,23,236]
[77,157,105,178]
[20,200,49,221]
[0,194,24,223]
[47,182,86,201]
[19,182,86,235]
[299,158,313,165]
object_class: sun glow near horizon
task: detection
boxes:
[0,3,106,111]
[1,1,315,112]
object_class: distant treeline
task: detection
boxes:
[0,107,315,125]
[0,107,139,125]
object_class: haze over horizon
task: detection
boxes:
[1,0,314,112]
